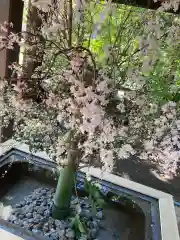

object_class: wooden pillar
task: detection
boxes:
[0,0,24,142]
[0,0,10,79]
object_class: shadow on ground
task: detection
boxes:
[114,156,180,201]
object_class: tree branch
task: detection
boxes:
[68,0,73,48]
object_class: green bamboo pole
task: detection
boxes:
[52,148,78,219]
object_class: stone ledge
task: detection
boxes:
[0,218,48,240]
[0,139,51,161]
[81,167,179,240]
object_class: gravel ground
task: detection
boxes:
[0,176,135,240]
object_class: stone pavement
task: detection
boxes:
[175,206,180,235]
[0,228,23,240]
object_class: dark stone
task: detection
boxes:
[27,206,34,213]
[54,219,63,228]
[41,189,47,196]
[88,221,99,229]
[18,214,24,219]
[32,218,39,224]
[43,226,49,233]
[32,228,42,234]
[48,202,53,207]
[32,196,37,201]
[14,220,20,225]
[40,216,47,223]
[61,220,69,229]
[96,211,103,220]
[23,222,30,229]
[80,210,92,218]
[15,203,21,208]
[26,213,33,219]
[65,228,75,239]
[37,206,46,215]
[20,200,26,207]
[28,218,34,224]
[25,200,31,205]
[35,200,42,206]
[34,213,42,220]
[50,231,59,239]
[81,202,90,209]
[44,209,50,217]
[42,200,48,206]
[33,223,42,230]
[49,189,55,194]
[89,228,98,239]
[58,229,65,237]
[9,215,17,222]
[44,232,51,237]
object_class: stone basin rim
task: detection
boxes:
[0,139,179,240]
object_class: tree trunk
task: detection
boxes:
[16,1,46,103]
[52,147,78,219]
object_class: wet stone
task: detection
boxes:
[32,228,42,234]
[44,232,51,237]
[96,211,103,220]
[32,218,39,224]
[37,206,46,215]
[41,199,48,206]
[89,228,98,239]
[44,209,50,217]
[41,189,47,195]
[89,221,99,229]
[32,195,37,201]
[71,198,79,205]
[55,219,63,228]
[9,215,17,222]
[50,231,59,239]
[65,228,75,239]
[23,222,30,228]
[80,210,92,218]
[58,229,65,237]
[35,200,41,206]
[33,213,42,219]
[26,212,33,218]
[27,218,34,224]
[18,214,24,219]
[15,203,21,208]
[43,226,49,233]
[7,187,102,239]
[27,206,34,213]
[20,200,26,207]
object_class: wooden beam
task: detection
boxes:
[0,0,24,142]
[114,0,180,14]
[0,0,11,79]
[0,0,24,77]
[7,0,24,78]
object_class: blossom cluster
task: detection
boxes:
[0,0,179,179]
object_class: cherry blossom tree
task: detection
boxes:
[0,0,180,219]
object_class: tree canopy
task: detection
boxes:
[0,0,180,179]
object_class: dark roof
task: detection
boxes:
[113,0,180,14]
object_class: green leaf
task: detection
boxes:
[78,219,87,233]
[93,188,102,200]
[84,178,90,192]
[91,199,97,215]
[96,198,106,208]
[74,214,87,234]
